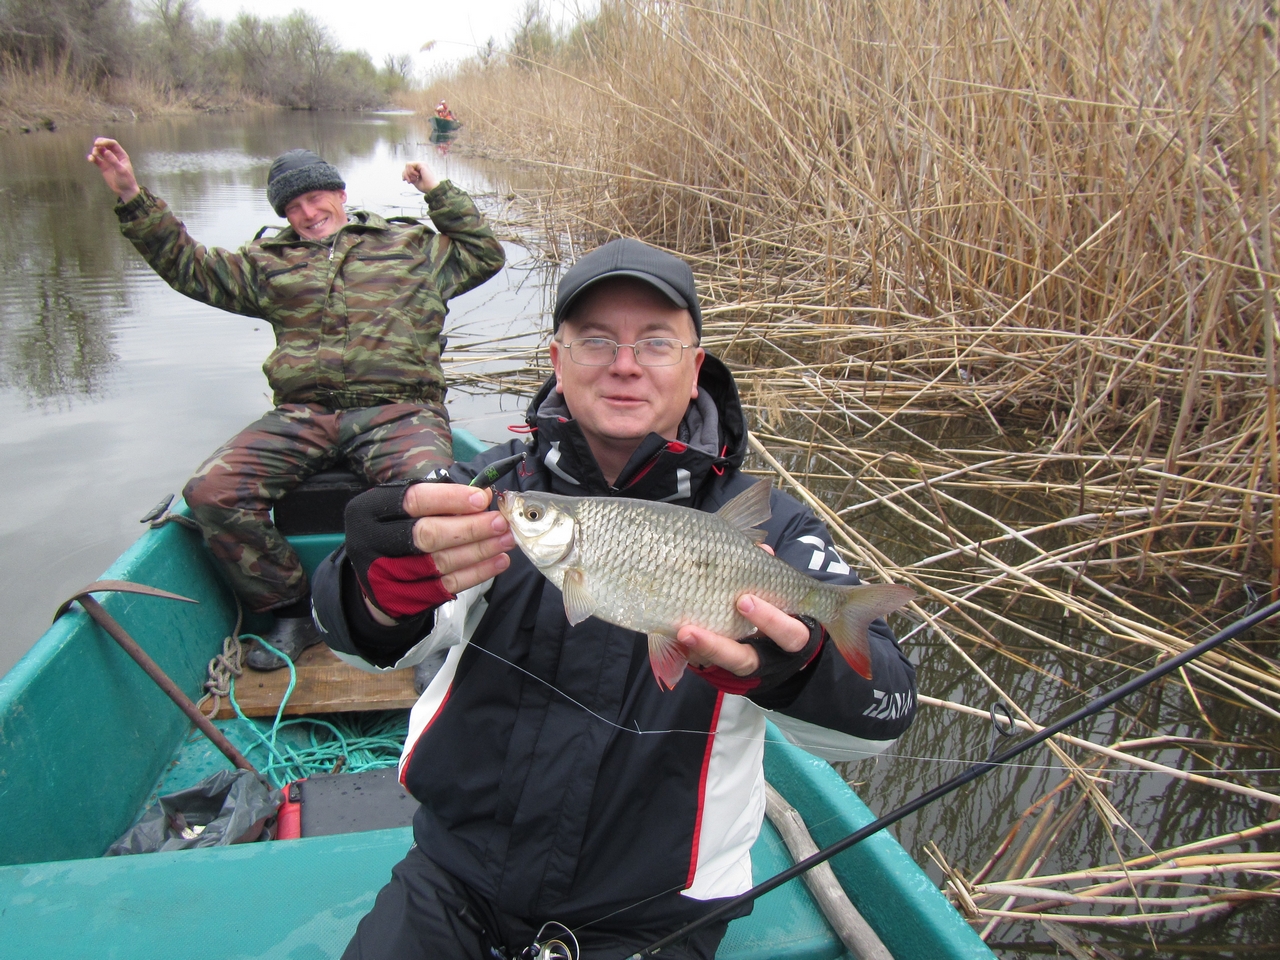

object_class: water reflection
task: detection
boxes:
[0,133,131,401]
[0,276,117,400]
[755,413,1280,955]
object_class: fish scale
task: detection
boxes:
[575,498,814,639]
[497,481,916,690]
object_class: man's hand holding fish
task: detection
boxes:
[679,587,812,671]
[311,238,919,960]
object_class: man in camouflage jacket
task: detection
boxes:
[88,138,506,669]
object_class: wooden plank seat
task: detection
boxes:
[213,642,418,719]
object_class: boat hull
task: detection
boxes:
[0,427,992,958]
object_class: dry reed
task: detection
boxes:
[0,57,266,132]
[423,0,1280,946]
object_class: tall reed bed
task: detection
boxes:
[423,0,1280,946]
[425,0,1278,597]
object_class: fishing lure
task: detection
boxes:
[468,450,528,489]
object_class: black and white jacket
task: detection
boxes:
[312,353,917,928]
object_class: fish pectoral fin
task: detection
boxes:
[647,633,688,691]
[822,584,917,680]
[561,569,596,626]
[716,479,772,535]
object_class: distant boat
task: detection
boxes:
[431,115,462,135]
[0,425,993,959]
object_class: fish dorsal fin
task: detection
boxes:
[561,568,596,626]
[716,479,772,539]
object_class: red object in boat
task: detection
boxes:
[276,781,303,839]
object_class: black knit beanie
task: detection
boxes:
[267,149,346,216]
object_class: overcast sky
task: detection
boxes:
[225,0,592,76]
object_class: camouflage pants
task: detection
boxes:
[183,402,452,613]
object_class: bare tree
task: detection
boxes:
[382,52,414,93]
[508,0,557,68]
[0,0,137,77]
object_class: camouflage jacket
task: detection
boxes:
[115,181,505,407]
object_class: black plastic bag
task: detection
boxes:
[105,769,282,856]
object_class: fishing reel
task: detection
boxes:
[519,921,578,960]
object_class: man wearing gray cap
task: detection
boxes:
[309,238,917,958]
[88,137,505,667]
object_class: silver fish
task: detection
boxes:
[497,480,915,690]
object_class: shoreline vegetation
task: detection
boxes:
[0,60,266,133]
[414,0,1280,948]
[0,0,418,134]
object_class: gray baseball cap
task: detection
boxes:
[553,238,702,336]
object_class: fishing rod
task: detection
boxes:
[627,595,1280,959]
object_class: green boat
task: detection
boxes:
[0,427,994,959]
[431,115,462,135]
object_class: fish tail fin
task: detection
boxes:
[819,584,916,680]
[648,633,688,691]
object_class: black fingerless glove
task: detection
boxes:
[344,482,456,621]
[690,616,825,699]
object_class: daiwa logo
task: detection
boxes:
[796,536,851,575]
[862,689,913,721]
[544,441,581,486]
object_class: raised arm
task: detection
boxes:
[91,136,264,318]
[402,161,440,194]
[87,138,140,203]
[404,160,505,302]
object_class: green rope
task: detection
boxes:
[228,634,407,788]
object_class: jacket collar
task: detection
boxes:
[260,210,388,247]
[521,353,746,505]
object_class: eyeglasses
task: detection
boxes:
[563,337,697,367]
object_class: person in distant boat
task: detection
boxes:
[435,100,456,121]
[310,239,918,959]
[88,137,505,671]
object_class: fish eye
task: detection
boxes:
[525,507,542,521]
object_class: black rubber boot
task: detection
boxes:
[245,615,322,671]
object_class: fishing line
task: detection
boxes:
[469,642,1254,777]
[525,921,579,960]
[468,632,1280,777]
[465,608,1280,957]
[469,641,899,758]
[847,747,1280,775]
[624,596,1280,959]
[468,642,748,741]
